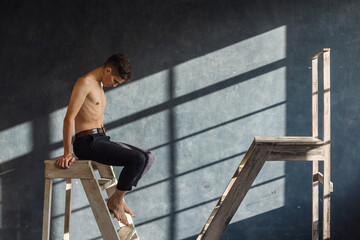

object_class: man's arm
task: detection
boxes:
[56,77,92,168]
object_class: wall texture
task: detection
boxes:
[0,0,359,239]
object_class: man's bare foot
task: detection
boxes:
[107,191,135,226]
[121,201,136,218]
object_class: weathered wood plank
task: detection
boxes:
[44,160,94,179]
[118,226,136,240]
[95,164,139,239]
[313,172,333,192]
[312,163,319,240]
[312,54,320,240]
[95,164,118,200]
[98,178,117,191]
[81,178,120,240]
[92,162,116,179]
[261,145,324,161]
[131,233,140,240]
[323,49,331,240]
[312,57,319,138]
[255,136,323,145]
[42,178,53,240]
[197,141,257,239]
[64,179,72,240]
[312,48,330,60]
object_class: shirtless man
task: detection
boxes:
[56,53,154,226]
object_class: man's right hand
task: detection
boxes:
[56,153,75,169]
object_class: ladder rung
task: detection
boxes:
[312,172,333,192]
[131,234,139,240]
[118,226,136,240]
[312,172,323,182]
[98,178,117,191]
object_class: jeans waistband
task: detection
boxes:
[75,127,106,139]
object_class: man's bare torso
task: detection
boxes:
[75,76,106,133]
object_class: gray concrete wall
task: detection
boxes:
[0,0,359,239]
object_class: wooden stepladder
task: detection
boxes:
[42,159,139,240]
[197,49,333,240]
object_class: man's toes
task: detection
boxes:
[128,210,135,217]
[124,205,135,216]
[121,218,129,226]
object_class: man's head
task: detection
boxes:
[102,53,131,87]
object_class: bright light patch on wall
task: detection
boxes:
[0,177,2,227]
[104,69,169,125]
[49,148,64,159]
[0,122,33,163]
[172,26,287,239]
[174,26,286,97]
[49,107,67,144]
[174,67,287,140]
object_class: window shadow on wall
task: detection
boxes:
[1,0,359,239]
[0,0,289,239]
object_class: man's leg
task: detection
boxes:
[115,142,155,186]
[87,137,147,225]
[107,189,135,226]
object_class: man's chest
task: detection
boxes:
[86,89,106,110]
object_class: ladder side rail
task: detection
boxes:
[199,145,266,240]
[42,178,53,240]
[64,179,73,240]
[81,162,120,240]
[95,163,139,239]
[312,57,319,138]
[322,49,331,240]
[312,56,320,240]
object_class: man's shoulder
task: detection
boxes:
[72,76,96,96]
[74,75,99,91]
[76,75,93,86]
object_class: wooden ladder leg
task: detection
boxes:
[312,162,319,240]
[42,178,53,240]
[322,49,331,240]
[81,178,120,240]
[64,179,73,240]
[323,150,331,240]
[94,163,139,240]
[312,55,320,240]
[198,144,266,240]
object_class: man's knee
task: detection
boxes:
[147,152,155,164]
[134,152,147,167]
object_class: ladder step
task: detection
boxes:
[97,178,117,191]
[118,226,136,240]
[110,210,139,239]
[312,172,333,192]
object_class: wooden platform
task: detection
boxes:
[197,136,327,240]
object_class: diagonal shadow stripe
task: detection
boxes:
[149,101,286,151]
[47,100,286,153]
[105,59,286,130]
[127,151,247,195]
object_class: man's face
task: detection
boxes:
[102,67,126,87]
[108,75,125,88]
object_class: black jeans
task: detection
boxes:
[73,133,154,191]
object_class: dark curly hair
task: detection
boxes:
[104,53,132,82]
